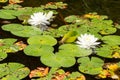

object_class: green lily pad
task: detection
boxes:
[2,24,23,31]
[102,35,120,45]
[66,71,85,80]
[77,57,104,75]
[0,51,7,61]
[24,44,54,57]
[0,38,17,45]
[0,63,30,79]
[2,24,42,37]
[58,44,92,57]
[11,26,42,37]
[60,30,78,43]
[27,35,57,46]
[0,10,17,19]
[64,15,80,23]
[0,38,19,53]
[96,45,120,58]
[41,53,76,68]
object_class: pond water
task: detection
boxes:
[21,0,120,23]
[0,0,120,80]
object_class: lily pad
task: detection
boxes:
[0,63,30,79]
[24,44,54,57]
[59,30,78,43]
[102,35,120,45]
[66,71,85,80]
[0,10,16,19]
[27,35,57,46]
[41,53,76,68]
[64,15,80,23]
[11,26,42,37]
[0,38,19,53]
[2,24,23,31]
[96,45,120,58]
[58,44,92,57]
[0,51,7,61]
[2,24,42,37]
[77,57,104,75]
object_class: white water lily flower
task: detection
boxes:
[28,11,53,31]
[76,34,100,49]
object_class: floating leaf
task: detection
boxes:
[0,63,30,79]
[27,35,57,46]
[0,38,19,53]
[41,53,76,68]
[11,26,42,37]
[58,44,92,57]
[67,71,86,80]
[0,10,16,19]
[102,35,120,45]
[29,67,49,78]
[77,57,104,75]
[0,0,8,3]
[96,45,120,58]
[3,4,22,9]
[64,15,80,23]
[24,44,54,57]
[0,51,7,61]
[44,2,67,9]
[2,24,42,37]
[2,24,23,31]
[59,30,78,43]
[9,0,24,4]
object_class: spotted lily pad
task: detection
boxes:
[96,45,120,58]
[24,44,54,57]
[58,44,92,57]
[0,63,30,79]
[41,53,76,68]
[27,35,57,46]
[0,38,18,53]
[77,57,104,75]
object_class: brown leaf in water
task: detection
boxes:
[29,67,49,78]
[14,41,27,50]
[52,71,70,80]
[9,0,24,4]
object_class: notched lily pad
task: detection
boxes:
[24,44,54,57]
[0,63,30,80]
[27,35,57,46]
[77,57,104,75]
[41,53,76,68]
[58,44,92,57]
